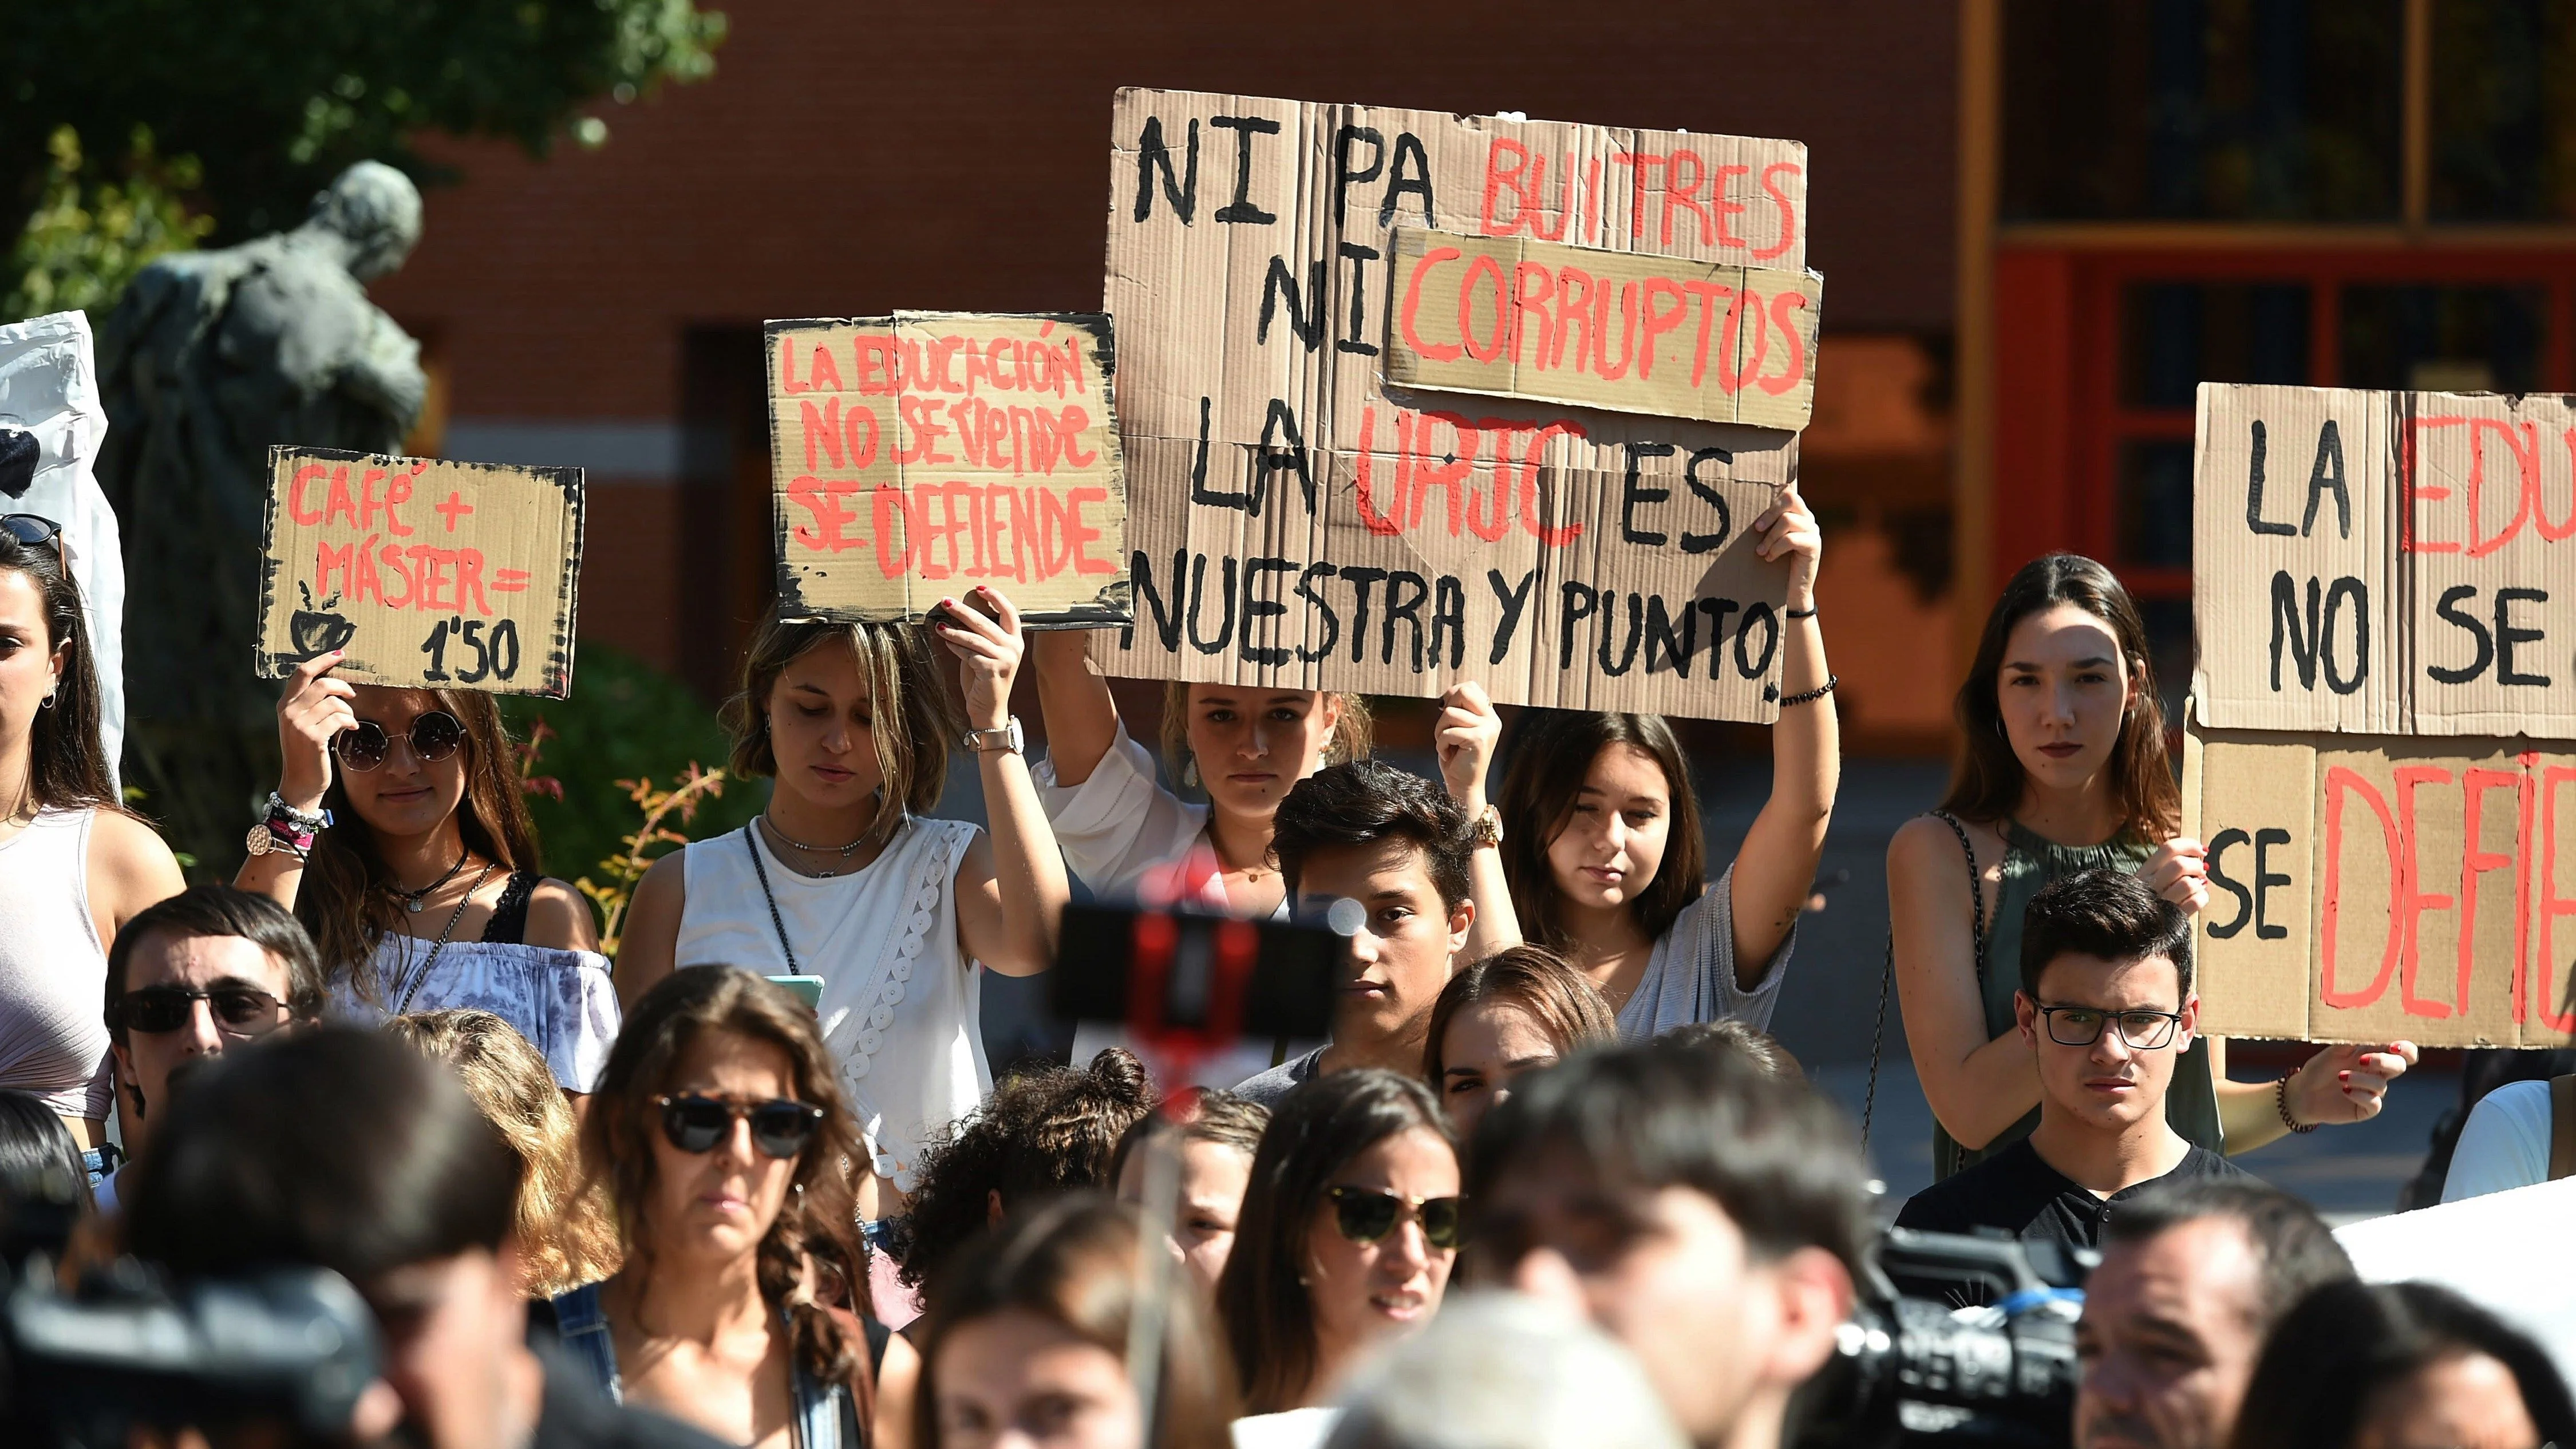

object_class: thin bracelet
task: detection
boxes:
[1779,674,1838,707]
[2275,1075,2317,1134]
[1784,605,1819,619]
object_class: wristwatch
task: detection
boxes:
[1470,803,1504,850]
[962,717,1025,755]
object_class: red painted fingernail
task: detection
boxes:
[2338,1071,2351,1082]
[2343,1085,2354,1094]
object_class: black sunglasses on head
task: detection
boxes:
[1,513,65,571]
[1328,1185,1464,1251]
[112,984,291,1036]
[335,710,465,773]
[655,1093,827,1159]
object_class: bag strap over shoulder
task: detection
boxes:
[2550,1074,2576,1182]
[1929,811,1987,980]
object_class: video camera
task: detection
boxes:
[1794,1227,2095,1449]
[0,1160,382,1449]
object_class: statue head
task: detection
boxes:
[304,161,423,282]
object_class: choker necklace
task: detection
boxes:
[762,813,866,871]
[393,851,471,914]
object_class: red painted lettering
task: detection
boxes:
[2321,765,2403,1010]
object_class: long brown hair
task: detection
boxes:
[915,1195,1238,1449]
[1,524,119,814]
[386,1009,621,1297]
[1216,1069,1455,1414]
[584,966,875,1403]
[1421,945,1618,1085]
[1938,553,2179,838]
[1496,712,1708,949]
[1157,681,1373,792]
[299,689,542,989]
[720,608,957,851]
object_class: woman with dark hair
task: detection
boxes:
[241,653,611,1091]
[1217,1069,1460,1435]
[896,1048,1156,1305]
[2231,1280,2575,1449]
[555,965,917,1449]
[1112,1089,1270,1296]
[616,587,1068,1206]
[0,514,184,1164]
[1492,486,1834,1039]
[1888,554,2413,1179]
[1422,945,1617,1138]
[0,1087,94,1212]
[914,1194,1237,1449]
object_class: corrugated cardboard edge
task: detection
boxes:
[764,311,1134,629]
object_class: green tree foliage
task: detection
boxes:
[0,0,724,281]
[4,126,212,322]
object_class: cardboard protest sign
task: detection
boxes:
[763,313,1127,625]
[1385,228,1822,431]
[2195,384,2576,739]
[256,448,583,696]
[2184,716,2576,1049]
[1101,89,1812,720]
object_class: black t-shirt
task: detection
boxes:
[1894,1139,2256,1250]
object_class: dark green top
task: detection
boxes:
[1930,820,2225,1182]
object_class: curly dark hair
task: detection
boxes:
[896,1047,1155,1295]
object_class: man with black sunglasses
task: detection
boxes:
[1896,868,2254,1250]
[99,884,327,1211]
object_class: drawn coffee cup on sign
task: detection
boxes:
[286,581,358,661]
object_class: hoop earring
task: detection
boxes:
[1992,717,2005,740]
[37,691,56,710]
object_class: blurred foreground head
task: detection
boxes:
[1323,1290,1686,1449]
[121,1025,535,1449]
[916,1193,1236,1449]
[2230,1279,2576,1449]
[1467,1038,1866,1449]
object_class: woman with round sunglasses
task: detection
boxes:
[237,654,615,1092]
[0,512,185,1165]
[1216,1069,1460,1440]
[557,965,918,1449]
[615,587,1068,1209]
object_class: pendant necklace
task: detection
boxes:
[393,850,471,914]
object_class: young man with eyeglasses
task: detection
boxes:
[100,884,327,1211]
[1896,868,2254,1249]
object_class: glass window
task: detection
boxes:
[2121,282,2313,407]
[2138,595,2196,732]
[2004,0,2405,222]
[2431,0,2576,220]
[2339,285,2547,390]
[2117,440,2196,569]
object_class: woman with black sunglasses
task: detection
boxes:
[1216,1069,1460,1440]
[0,513,184,1168]
[556,965,917,1449]
[235,653,615,1092]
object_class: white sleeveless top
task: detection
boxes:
[0,808,114,1119]
[674,816,987,1193]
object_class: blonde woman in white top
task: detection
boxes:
[618,585,1068,1209]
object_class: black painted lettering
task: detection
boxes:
[1186,553,1238,654]
[1125,547,1188,653]
[2498,587,2551,687]
[1382,132,1436,227]
[1187,397,1253,514]
[1239,556,1294,666]
[1697,597,1742,660]
[1294,563,1341,662]
[2270,571,2318,690]
[1133,116,1200,224]
[1488,568,1537,664]
[2304,420,2351,539]
[1681,447,1735,553]
[2254,827,2293,940]
[1644,594,1700,676]
[2323,576,2368,695]
[1621,443,1676,546]
[2245,420,2293,536]
[1340,566,1388,663]
[1257,400,1317,516]
[1558,581,1601,669]
[1210,115,1281,224]
[1381,570,1429,670]
[1258,255,1326,352]
[1428,574,1467,669]
[1597,591,1643,676]
[1735,602,1780,679]
[1336,242,1381,357]
[2428,584,2494,684]
[1333,126,1385,227]
[2206,828,2254,939]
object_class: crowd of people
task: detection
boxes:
[0,493,2566,1449]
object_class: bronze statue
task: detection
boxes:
[98,160,428,870]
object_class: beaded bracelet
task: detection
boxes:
[2275,1074,2317,1134]
[1779,674,1838,708]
